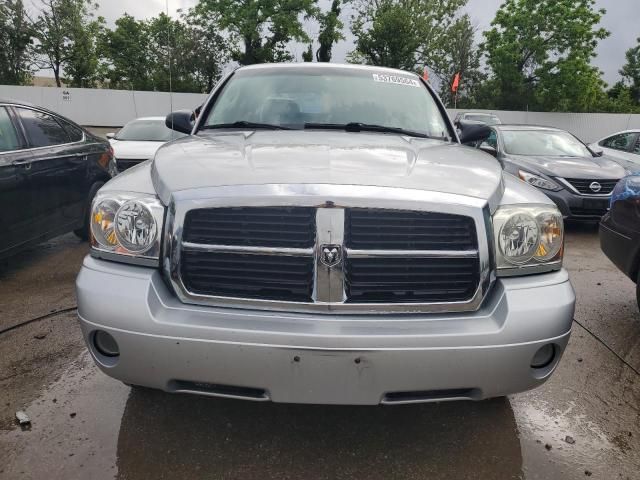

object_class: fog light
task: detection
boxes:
[93,330,120,357]
[531,344,555,369]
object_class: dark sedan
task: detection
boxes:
[600,175,640,310]
[0,100,114,259]
[470,125,627,220]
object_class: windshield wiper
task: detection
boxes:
[304,122,442,139]
[202,121,293,130]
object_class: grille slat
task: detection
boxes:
[181,250,314,302]
[346,209,477,250]
[183,207,316,247]
[344,208,479,304]
[345,256,479,303]
[564,178,619,195]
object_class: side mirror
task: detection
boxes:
[588,144,604,157]
[458,121,491,144]
[106,132,115,140]
[458,121,491,145]
[165,110,194,135]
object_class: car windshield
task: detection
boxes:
[203,67,449,138]
[465,114,500,125]
[116,119,185,142]
[502,130,591,157]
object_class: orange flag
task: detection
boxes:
[451,73,460,92]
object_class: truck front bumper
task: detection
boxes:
[76,256,575,405]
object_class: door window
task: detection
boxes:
[601,133,636,151]
[633,137,640,155]
[0,107,20,152]
[16,107,70,148]
[60,119,84,142]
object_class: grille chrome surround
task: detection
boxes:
[163,184,494,314]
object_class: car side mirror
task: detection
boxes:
[458,121,491,145]
[480,145,498,157]
[165,110,194,135]
[106,132,115,140]
[590,146,604,157]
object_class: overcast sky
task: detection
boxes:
[91,0,637,86]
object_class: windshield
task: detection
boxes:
[203,68,449,138]
[502,130,591,157]
[116,119,185,142]
[465,114,500,125]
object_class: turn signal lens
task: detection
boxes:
[91,199,120,249]
[534,212,563,261]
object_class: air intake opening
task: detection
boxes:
[168,380,269,401]
[382,388,479,404]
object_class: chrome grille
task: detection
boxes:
[166,185,491,314]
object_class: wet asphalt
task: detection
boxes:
[0,224,638,480]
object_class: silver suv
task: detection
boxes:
[76,64,575,405]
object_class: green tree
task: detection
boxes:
[620,37,640,104]
[197,0,319,65]
[482,0,609,112]
[98,14,152,90]
[181,8,233,92]
[435,15,483,107]
[0,0,34,85]
[349,0,466,72]
[302,43,314,61]
[32,0,103,87]
[316,0,344,62]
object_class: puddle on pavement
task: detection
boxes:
[0,352,129,480]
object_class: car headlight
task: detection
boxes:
[518,170,562,191]
[90,192,165,266]
[493,205,564,276]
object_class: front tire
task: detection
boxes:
[74,181,105,241]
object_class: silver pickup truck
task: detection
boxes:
[76,63,575,405]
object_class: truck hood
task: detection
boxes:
[505,154,627,179]
[151,131,504,205]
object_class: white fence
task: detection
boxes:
[2,85,640,143]
[0,85,208,127]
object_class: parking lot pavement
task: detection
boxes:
[1,225,639,479]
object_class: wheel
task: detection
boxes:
[74,181,105,241]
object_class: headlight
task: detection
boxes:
[90,192,164,266]
[518,170,562,191]
[493,205,564,275]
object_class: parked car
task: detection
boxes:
[0,99,114,260]
[77,63,575,405]
[107,117,186,173]
[469,125,627,220]
[589,130,640,173]
[454,112,502,126]
[600,174,640,311]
